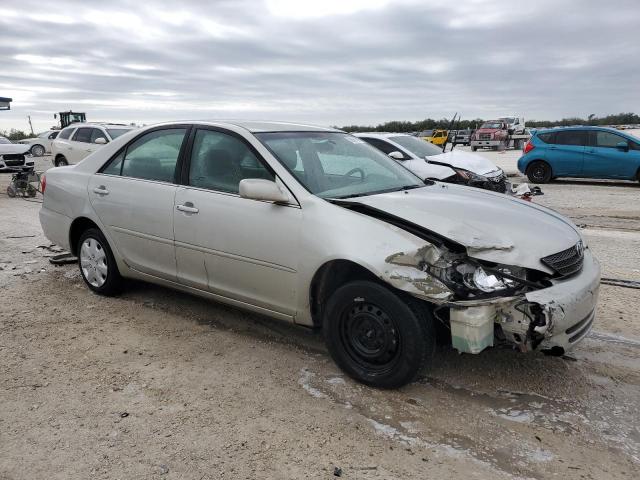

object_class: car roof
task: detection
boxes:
[535,126,627,134]
[63,123,133,129]
[200,120,342,133]
[353,132,408,138]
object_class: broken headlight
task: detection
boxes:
[425,260,528,298]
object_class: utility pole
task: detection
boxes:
[27,115,34,136]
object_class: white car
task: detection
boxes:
[18,130,60,157]
[39,121,600,388]
[0,136,34,171]
[355,132,508,192]
[51,123,135,166]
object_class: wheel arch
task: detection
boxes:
[309,259,383,328]
[69,217,101,256]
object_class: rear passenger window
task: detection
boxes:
[120,128,187,182]
[188,129,274,193]
[73,128,93,143]
[555,130,586,146]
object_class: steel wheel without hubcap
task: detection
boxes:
[80,238,108,288]
[340,302,401,375]
[527,161,551,183]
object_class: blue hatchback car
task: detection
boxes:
[517,126,640,183]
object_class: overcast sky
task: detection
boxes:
[1,0,638,132]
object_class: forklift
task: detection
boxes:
[55,111,86,129]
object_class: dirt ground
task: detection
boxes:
[1,156,639,479]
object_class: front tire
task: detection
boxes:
[78,228,122,296]
[31,144,45,157]
[323,280,435,389]
[526,160,552,183]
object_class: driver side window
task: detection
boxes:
[188,129,274,194]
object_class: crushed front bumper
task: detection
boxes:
[444,248,600,354]
[526,248,600,352]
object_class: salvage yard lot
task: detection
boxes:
[1,155,639,479]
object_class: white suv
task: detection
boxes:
[51,123,135,166]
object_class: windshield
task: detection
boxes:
[389,135,442,158]
[481,122,503,129]
[0,137,11,144]
[502,118,515,124]
[107,128,133,139]
[256,132,424,199]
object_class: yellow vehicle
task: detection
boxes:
[420,129,449,146]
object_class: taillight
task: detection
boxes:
[523,141,535,154]
[41,174,46,194]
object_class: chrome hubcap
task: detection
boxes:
[80,238,108,288]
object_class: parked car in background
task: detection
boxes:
[51,123,135,166]
[40,120,600,388]
[355,132,509,193]
[452,129,472,146]
[18,130,59,156]
[500,116,526,135]
[518,126,640,184]
[0,136,34,171]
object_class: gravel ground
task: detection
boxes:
[1,155,639,479]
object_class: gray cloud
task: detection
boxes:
[1,0,639,132]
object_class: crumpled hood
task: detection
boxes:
[350,183,581,273]
[427,150,500,176]
[404,150,500,180]
[0,143,30,155]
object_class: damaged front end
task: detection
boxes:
[382,236,599,356]
[334,200,600,356]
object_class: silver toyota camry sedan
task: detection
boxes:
[40,121,600,388]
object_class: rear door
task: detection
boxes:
[70,127,96,164]
[88,126,189,281]
[547,130,586,177]
[584,130,638,179]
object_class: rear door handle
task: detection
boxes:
[93,186,109,195]
[176,203,199,214]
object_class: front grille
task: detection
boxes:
[1,154,25,166]
[541,242,584,277]
[479,133,492,140]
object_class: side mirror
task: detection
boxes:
[94,137,107,145]
[616,141,629,152]
[239,178,291,203]
[388,151,405,160]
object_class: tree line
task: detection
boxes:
[339,112,640,133]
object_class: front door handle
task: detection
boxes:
[93,186,109,195]
[176,203,199,214]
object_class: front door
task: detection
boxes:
[584,130,638,179]
[173,127,301,315]
[548,129,586,177]
[88,127,188,281]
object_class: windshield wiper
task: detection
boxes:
[331,184,424,200]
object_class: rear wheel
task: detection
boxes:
[31,144,45,157]
[78,228,122,296]
[323,280,435,388]
[471,146,477,151]
[526,160,552,183]
[55,156,68,167]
